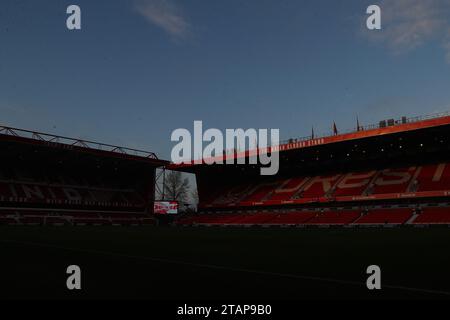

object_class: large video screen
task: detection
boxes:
[154,201,178,214]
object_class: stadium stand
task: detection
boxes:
[0,125,168,226]
[196,162,450,207]
[172,112,450,226]
[0,207,158,226]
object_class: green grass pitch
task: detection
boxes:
[0,225,449,299]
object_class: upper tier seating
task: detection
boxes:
[415,164,450,192]
[240,185,278,203]
[300,175,341,199]
[369,167,415,195]
[333,171,376,197]
[201,163,450,207]
[266,178,308,201]
[0,182,144,208]
[0,167,146,209]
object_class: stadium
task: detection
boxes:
[1,112,450,300]
[3,0,450,307]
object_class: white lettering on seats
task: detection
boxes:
[337,171,377,189]
[302,175,341,193]
[433,163,446,182]
[21,185,45,199]
[374,167,415,186]
[63,188,82,201]
[274,178,308,194]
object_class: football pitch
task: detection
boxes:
[0,225,449,300]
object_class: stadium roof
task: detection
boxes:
[0,125,169,166]
[171,111,450,172]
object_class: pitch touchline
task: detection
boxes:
[2,239,450,297]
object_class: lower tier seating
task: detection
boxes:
[305,211,360,225]
[355,208,413,224]
[0,208,155,226]
[413,207,450,224]
[177,205,450,226]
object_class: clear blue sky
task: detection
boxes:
[1,0,450,159]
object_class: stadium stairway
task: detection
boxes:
[351,208,413,225]
[405,212,419,225]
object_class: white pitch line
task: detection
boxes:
[1,239,450,297]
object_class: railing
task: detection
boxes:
[279,110,450,146]
[178,110,450,163]
[0,125,159,159]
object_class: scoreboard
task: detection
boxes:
[154,201,178,214]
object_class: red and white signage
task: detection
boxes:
[154,201,178,214]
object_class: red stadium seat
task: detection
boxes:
[354,208,413,224]
[333,171,376,197]
[45,216,68,225]
[370,167,416,195]
[200,162,450,208]
[270,211,315,224]
[0,178,146,209]
[240,184,278,203]
[0,217,18,225]
[208,184,253,206]
[413,207,450,224]
[415,164,450,192]
[227,212,276,224]
[266,178,308,201]
[305,210,360,225]
[72,217,109,225]
[300,175,341,199]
